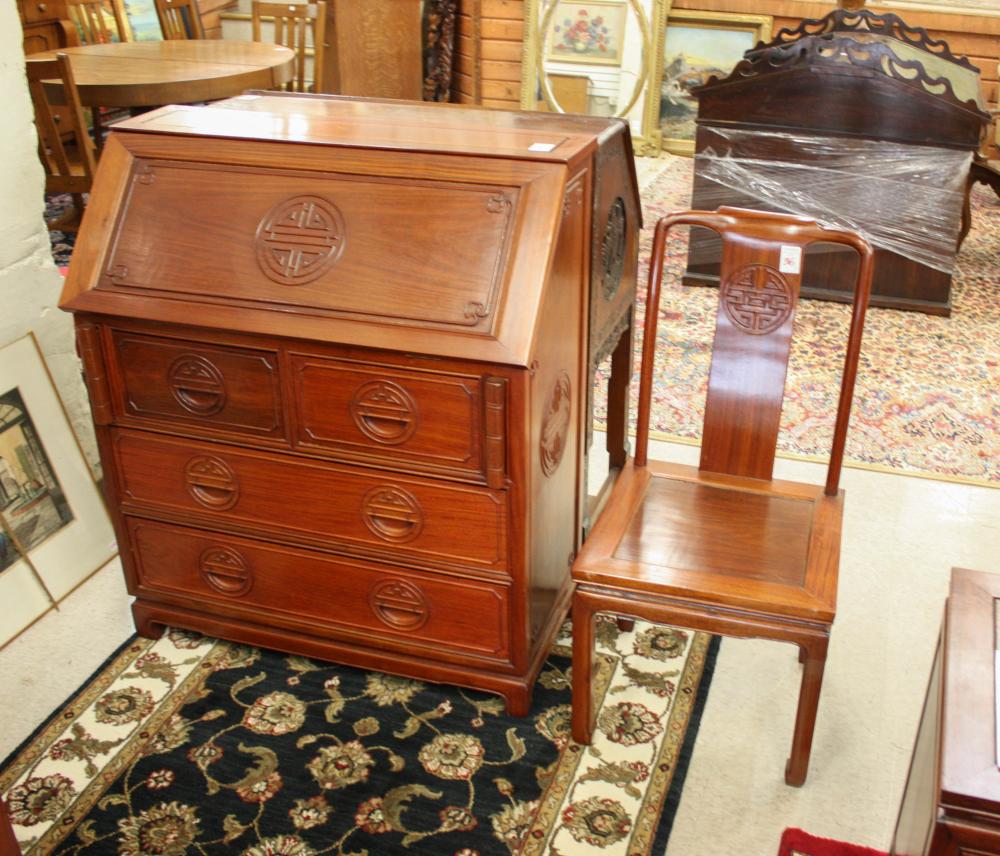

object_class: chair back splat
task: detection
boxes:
[635,207,874,496]
[252,1,327,93]
[155,0,205,38]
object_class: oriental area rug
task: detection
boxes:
[778,827,889,856]
[594,157,1000,486]
[0,620,717,855]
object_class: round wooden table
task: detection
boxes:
[28,40,295,108]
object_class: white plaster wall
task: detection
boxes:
[1,10,99,472]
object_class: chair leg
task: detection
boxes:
[605,314,632,471]
[572,595,598,745]
[785,638,828,787]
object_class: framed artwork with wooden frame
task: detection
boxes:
[643,9,771,155]
[0,334,116,647]
[521,0,661,153]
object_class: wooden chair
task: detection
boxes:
[571,206,874,787]
[155,0,205,38]
[251,0,326,93]
[26,52,98,232]
[66,0,128,44]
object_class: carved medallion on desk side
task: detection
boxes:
[540,371,572,478]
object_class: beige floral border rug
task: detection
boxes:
[1,620,716,855]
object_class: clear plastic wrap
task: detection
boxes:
[693,127,972,273]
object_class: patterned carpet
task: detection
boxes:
[1,621,717,855]
[48,175,999,484]
[597,156,1000,485]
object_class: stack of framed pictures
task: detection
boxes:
[0,334,116,648]
[520,0,772,156]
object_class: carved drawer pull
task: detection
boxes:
[168,355,227,416]
[350,380,418,444]
[199,546,252,596]
[361,486,424,542]
[184,455,239,510]
[369,579,429,630]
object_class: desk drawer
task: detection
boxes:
[110,331,285,442]
[291,355,486,481]
[127,518,511,663]
[113,430,508,574]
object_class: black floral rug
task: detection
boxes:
[45,193,77,270]
[1,621,717,855]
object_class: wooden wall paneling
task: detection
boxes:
[479,0,523,107]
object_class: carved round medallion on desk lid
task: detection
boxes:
[540,371,572,477]
[721,264,794,335]
[601,197,627,300]
[369,579,429,630]
[350,380,419,445]
[254,195,346,286]
[184,455,240,510]
[168,354,227,416]
[361,486,425,543]
[199,545,253,597]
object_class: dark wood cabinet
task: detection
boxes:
[687,8,990,316]
[59,94,640,715]
[892,568,1000,855]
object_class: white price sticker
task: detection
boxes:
[779,245,802,275]
[528,142,557,152]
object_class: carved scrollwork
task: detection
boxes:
[369,579,430,630]
[540,371,572,477]
[761,9,977,72]
[486,193,513,214]
[721,264,794,336]
[701,29,986,115]
[254,195,346,286]
[600,198,627,301]
[199,545,253,596]
[168,354,227,416]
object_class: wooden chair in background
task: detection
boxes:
[571,207,874,787]
[251,0,326,93]
[26,52,98,232]
[66,0,128,43]
[155,0,205,38]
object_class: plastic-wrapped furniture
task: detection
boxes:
[685,8,989,316]
[571,207,873,786]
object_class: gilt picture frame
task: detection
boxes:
[0,334,117,647]
[643,9,771,155]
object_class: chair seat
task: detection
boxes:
[573,459,842,623]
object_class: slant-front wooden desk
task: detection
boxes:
[60,94,641,714]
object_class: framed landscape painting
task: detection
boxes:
[545,1,630,66]
[0,335,116,647]
[644,9,771,155]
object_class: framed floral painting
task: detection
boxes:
[545,1,630,66]
[0,334,116,647]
